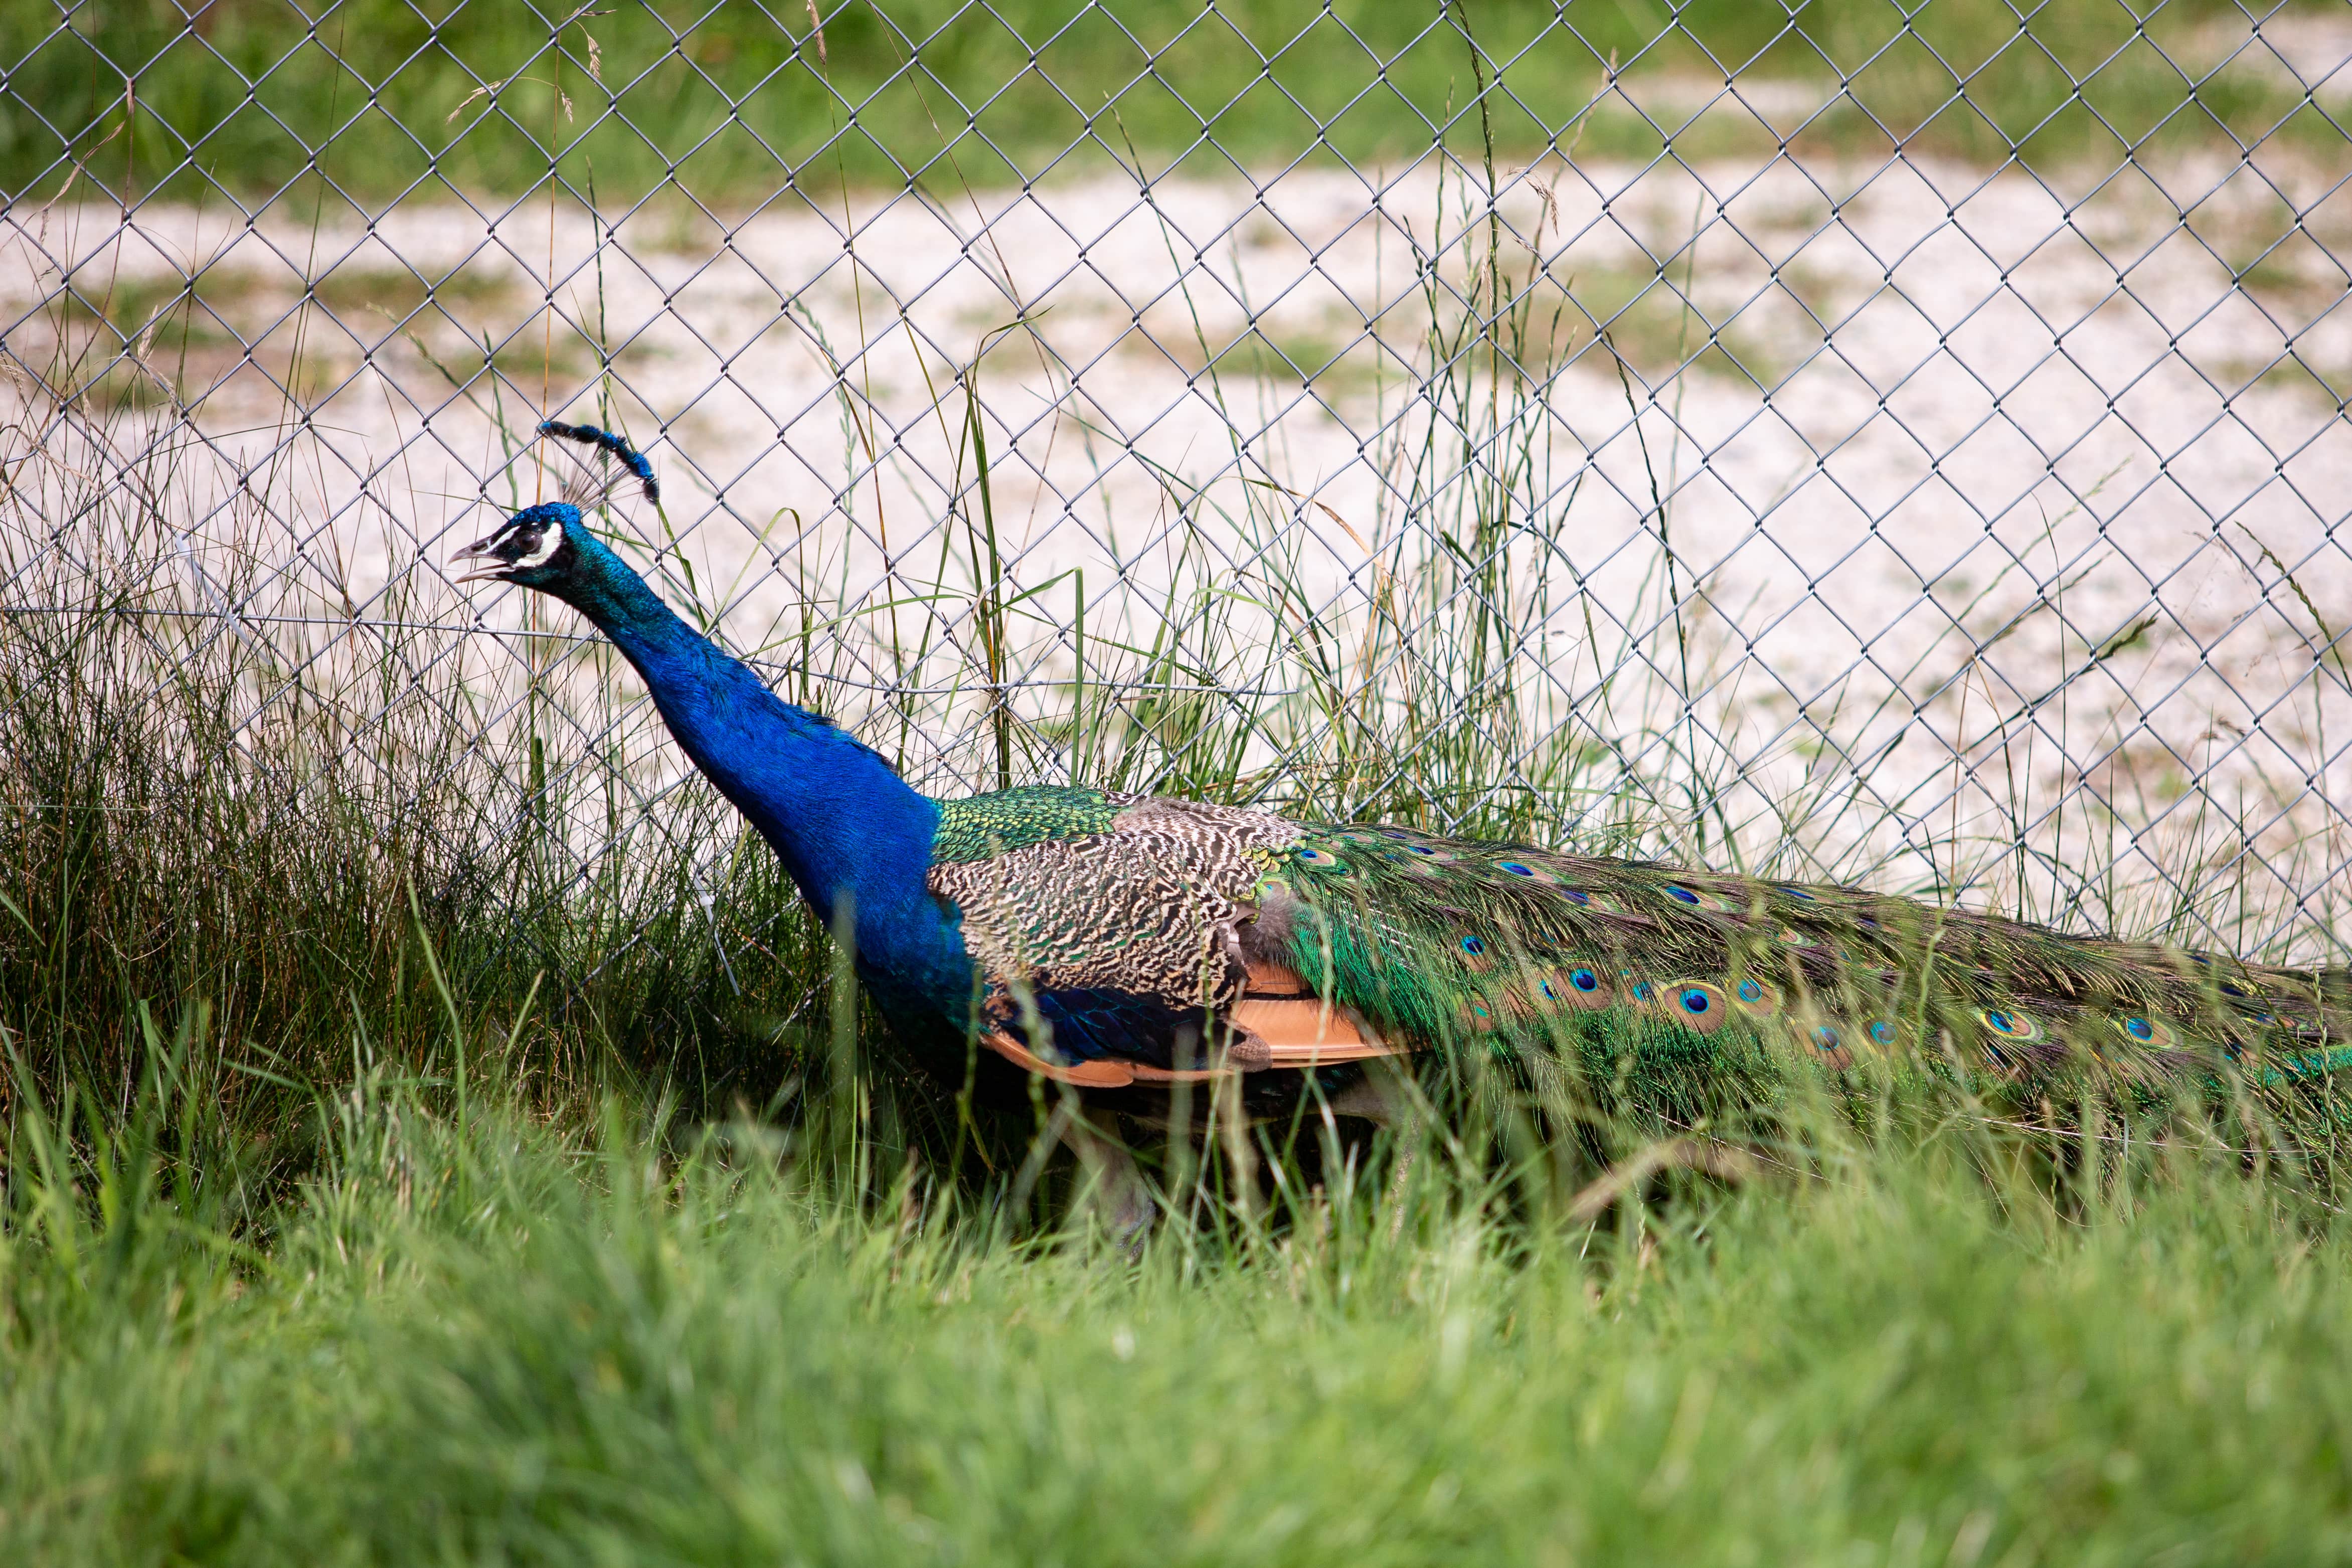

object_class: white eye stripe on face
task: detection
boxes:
[514,519,563,570]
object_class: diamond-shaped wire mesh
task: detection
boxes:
[6,0,2351,986]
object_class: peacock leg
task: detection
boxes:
[1318,1067,1419,1238]
[1060,1112,1156,1248]
[1324,1072,1402,1125]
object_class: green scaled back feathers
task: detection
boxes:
[1256,823,2352,1097]
[933,786,1125,864]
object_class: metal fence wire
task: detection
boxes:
[6,1,2352,973]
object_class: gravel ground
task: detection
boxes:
[8,106,2352,954]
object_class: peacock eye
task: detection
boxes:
[1812,1024,1841,1051]
[1779,886,1817,901]
[1664,886,1702,906]
[1677,987,1711,1014]
[1569,967,1599,991]
[1867,1020,1898,1046]
[513,517,564,569]
[1737,978,1764,1002]
[1296,847,1342,868]
[1975,1007,2044,1042]
[1499,861,1535,878]
[1459,935,1486,957]
[2113,1014,2176,1049]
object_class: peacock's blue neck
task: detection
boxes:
[549,533,969,1012]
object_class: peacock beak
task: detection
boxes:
[449,538,507,585]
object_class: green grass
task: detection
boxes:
[8,0,2344,207]
[9,1019,2352,1564]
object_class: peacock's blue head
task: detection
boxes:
[453,421,659,598]
[451,501,583,591]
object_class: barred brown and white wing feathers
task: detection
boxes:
[929,796,1282,1006]
[927,795,1392,1083]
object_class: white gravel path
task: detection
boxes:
[7,120,2351,955]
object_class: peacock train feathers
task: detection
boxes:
[929,785,2352,1108]
[463,424,2349,1133]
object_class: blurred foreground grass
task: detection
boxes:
[6,1022,2352,1564]
[9,0,2343,206]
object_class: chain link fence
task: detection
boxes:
[6,0,2352,973]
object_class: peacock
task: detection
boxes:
[457,423,2351,1210]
